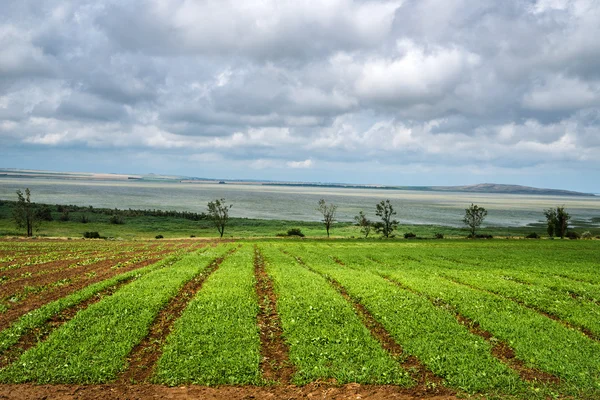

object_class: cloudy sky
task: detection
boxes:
[1,0,599,192]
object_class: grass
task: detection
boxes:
[261,245,411,385]
[154,245,261,385]
[0,245,230,383]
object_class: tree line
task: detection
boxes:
[7,188,586,239]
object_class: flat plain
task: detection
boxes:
[0,238,599,399]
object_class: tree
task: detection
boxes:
[544,206,570,239]
[13,188,39,237]
[374,200,398,238]
[317,199,337,238]
[354,211,372,238]
[207,198,232,238]
[463,203,487,237]
[543,208,557,237]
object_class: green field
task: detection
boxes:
[1,239,599,399]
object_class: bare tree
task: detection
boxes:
[14,188,39,237]
[463,203,487,237]
[375,200,398,238]
[354,211,372,238]
[317,199,337,238]
[207,198,232,238]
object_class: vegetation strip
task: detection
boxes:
[0,255,166,331]
[304,255,450,396]
[260,245,411,386]
[288,246,521,394]
[0,252,188,355]
[382,269,600,392]
[378,273,558,385]
[118,247,236,384]
[254,245,294,384]
[0,246,228,384]
[154,245,261,385]
[0,277,135,370]
[441,273,600,341]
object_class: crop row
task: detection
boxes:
[0,245,231,383]
[0,240,598,399]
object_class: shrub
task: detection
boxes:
[109,215,124,225]
[80,214,89,224]
[83,231,100,239]
[525,232,540,239]
[434,233,444,239]
[581,231,593,240]
[155,234,164,239]
[404,232,417,239]
[36,205,54,221]
[190,235,196,238]
[468,234,493,239]
[287,228,305,237]
[59,210,70,221]
[566,231,580,240]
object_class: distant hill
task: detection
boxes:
[264,182,596,197]
[425,183,595,197]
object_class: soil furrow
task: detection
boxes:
[442,275,600,342]
[0,277,136,370]
[381,275,560,384]
[254,245,294,384]
[117,248,237,384]
[297,255,452,396]
[0,257,163,331]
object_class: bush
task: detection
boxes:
[434,233,444,239]
[109,215,124,225]
[83,232,100,239]
[525,232,540,239]
[59,210,70,222]
[80,214,89,224]
[36,205,53,221]
[155,234,164,239]
[287,228,305,237]
[190,235,196,238]
[468,234,493,239]
[566,231,580,240]
[581,231,593,240]
[404,232,416,239]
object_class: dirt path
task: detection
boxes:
[0,383,460,400]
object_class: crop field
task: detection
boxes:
[0,238,599,399]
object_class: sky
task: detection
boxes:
[1,0,599,192]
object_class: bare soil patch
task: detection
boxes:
[0,383,460,400]
[254,246,294,383]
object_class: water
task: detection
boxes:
[1,178,599,228]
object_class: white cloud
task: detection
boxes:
[287,159,313,169]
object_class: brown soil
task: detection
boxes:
[0,383,460,400]
[443,275,600,342]
[384,275,560,384]
[322,257,451,397]
[0,278,135,369]
[254,246,295,383]
[117,248,235,383]
[0,257,162,331]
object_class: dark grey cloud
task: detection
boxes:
[1,0,599,191]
